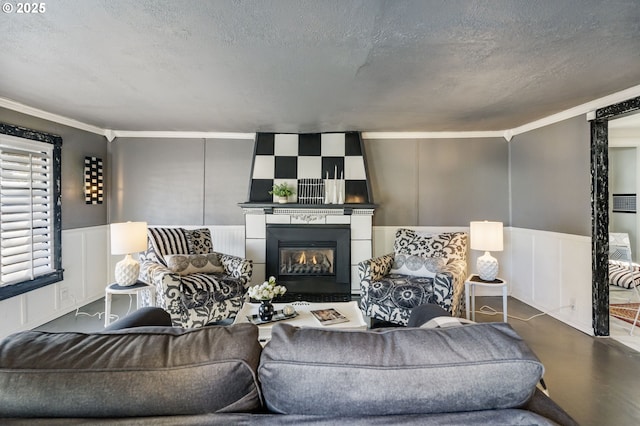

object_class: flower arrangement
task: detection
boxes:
[247,276,287,301]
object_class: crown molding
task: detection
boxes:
[2,83,640,141]
[111,131,255,140]
[0,97,255,141]
[361,131,506,140]
[0,97,108,137]
[508,84,640,137]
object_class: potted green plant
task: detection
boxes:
[269,183,295,203]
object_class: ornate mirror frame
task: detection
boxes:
[590,96,640,336]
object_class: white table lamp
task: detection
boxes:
[470,221,504,281]
[110,221,148,286]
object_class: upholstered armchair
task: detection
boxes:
[139,227,252,328]
[359,229,467,325]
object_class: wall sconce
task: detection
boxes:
[84,156,103,204]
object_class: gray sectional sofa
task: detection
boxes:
[0,316,577,425]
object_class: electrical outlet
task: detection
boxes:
[569,297,576,310]
[60,287,69,301]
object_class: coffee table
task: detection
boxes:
[233,301,367,343]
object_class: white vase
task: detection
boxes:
[278,196,288,204]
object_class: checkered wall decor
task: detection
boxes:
[249,132,372,204]
[84,156,103,204]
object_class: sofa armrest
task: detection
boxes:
[218,253,253,287]
[434,258,467,317]
[522,388,579,426]
[358,253,394,284]
[139,260,184,325]
[103,307,172,331]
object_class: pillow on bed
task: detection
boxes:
[609,260,640,289]
[166,254,223,275]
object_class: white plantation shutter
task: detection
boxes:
[0,136,56,287]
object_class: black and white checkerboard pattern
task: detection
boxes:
[249,132,371,203]
[84,156,103,204]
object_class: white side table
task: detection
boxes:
[465,274,508,322]
[104,281,155,327]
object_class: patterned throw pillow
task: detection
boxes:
[147,227,191,266]
[185,228,214,254]
[393,228,467,262]
[390,254,445,277]
[165,254,223,276]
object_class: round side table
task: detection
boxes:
[464,274,508,322]
[104,281,155,327]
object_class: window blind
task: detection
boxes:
[0,139,55,287]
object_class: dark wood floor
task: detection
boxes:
[37,295,640,425]
[476,296,640,426]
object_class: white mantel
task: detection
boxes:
[242,205,374,293]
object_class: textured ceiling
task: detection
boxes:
[1,0,640,133]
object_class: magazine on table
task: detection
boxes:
[310,308,349,325]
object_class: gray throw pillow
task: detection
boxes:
[390,253,445,277]
[165,253,224,275]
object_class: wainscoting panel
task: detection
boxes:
[0,224,592,339]
[209,226,246,258]
[508,228,592,335]
[0,225,110,340]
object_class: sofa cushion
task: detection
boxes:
[179,272,246,308]
[0,323,262,418]
[166,253,224,275]
[186,228,214,254]
[147,227,191,265]
[259,322,543,416]
[394,228,467,262]
[390,253,445,277]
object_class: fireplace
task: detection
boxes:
[240,132,376,297]
[280,247,334,276]
[266,224,351,301]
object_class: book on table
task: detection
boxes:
[310,308,349,325]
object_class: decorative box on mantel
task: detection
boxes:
[240,132,376,295]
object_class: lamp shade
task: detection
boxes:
[470,221,504,252]
[110,222,148,255]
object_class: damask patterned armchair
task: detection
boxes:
[359,229,467,325]
[139,227,252,328]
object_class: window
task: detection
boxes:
[0,123,62,301]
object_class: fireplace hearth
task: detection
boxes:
[266,224,351,301]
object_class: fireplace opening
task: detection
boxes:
[280,247,334,276]
[266,224,350,302]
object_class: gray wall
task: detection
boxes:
[0,108,590,234]
[0,108,108,230]
[111,135,508,228]
[364,137,509,226]
[110,137,254,225]
[510,115,591,236]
